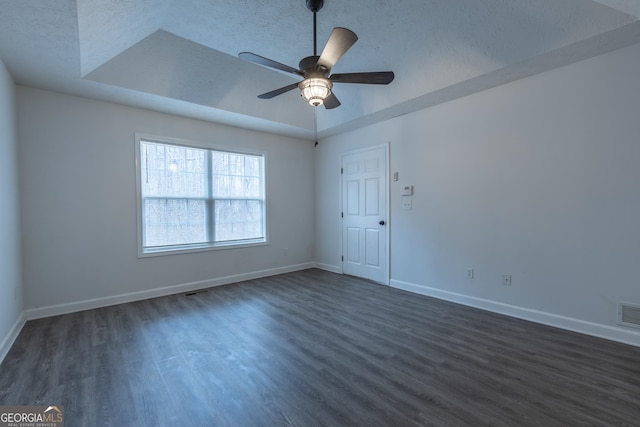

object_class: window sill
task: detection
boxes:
[137,239,268,258]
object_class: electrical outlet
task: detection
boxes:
[466,268,474,280]
[502,274,512,286]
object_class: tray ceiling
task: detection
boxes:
[1,0,639,139]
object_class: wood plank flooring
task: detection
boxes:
[1,269,639,426]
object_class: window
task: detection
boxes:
[136,135,266,256]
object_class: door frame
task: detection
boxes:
[339,142,390,285]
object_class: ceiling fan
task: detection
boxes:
[238,0,394,109]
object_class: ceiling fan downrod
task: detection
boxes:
[307,0,324,56]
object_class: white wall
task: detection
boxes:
[0,58,23,360]
[10,41,640,348]
[17,87,315,315]
[316,42,640,346]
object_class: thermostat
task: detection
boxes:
[401,185,413,196]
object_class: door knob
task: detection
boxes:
[379,220,386,225]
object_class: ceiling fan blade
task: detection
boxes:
[323,92,341,109]
[257,83,300,99]
[331,71,395,85]
[317,27,358,70]
[238,52,303,76]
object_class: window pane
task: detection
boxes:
[186,149,206,173]
[212,175,230,198]
[211,152,228,175]
[245,177,260,198]
[229,154,244,175]
[141,142,208,198]
[214,200,264,242]
[143,198,207,247]
[245,156,260,177]
[246,200,262,220]
[211,154,263,198]
[230,176,244,198]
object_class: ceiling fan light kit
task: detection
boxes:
[300,77,332,106]
[238,0,394,109]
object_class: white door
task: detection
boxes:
[342,145,388,284]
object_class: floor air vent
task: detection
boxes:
[618,303,640,329]
[185,289,209,297]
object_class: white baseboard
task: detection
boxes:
[390,279,640,348]
[0,312,26,365]
[11,266,637,365]
[314,262,342,274]
[25,262,315,321]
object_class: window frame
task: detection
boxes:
[135,133,268,258]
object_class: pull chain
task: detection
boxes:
[314,107,319,146]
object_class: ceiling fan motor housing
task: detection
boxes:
[299,56,325,76]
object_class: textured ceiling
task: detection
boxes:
[1,0,640,140]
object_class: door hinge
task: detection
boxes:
[341,212,343,218]
[341,167,343,174]
[341,256,344,262]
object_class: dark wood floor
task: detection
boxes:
[1,269,639,426]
